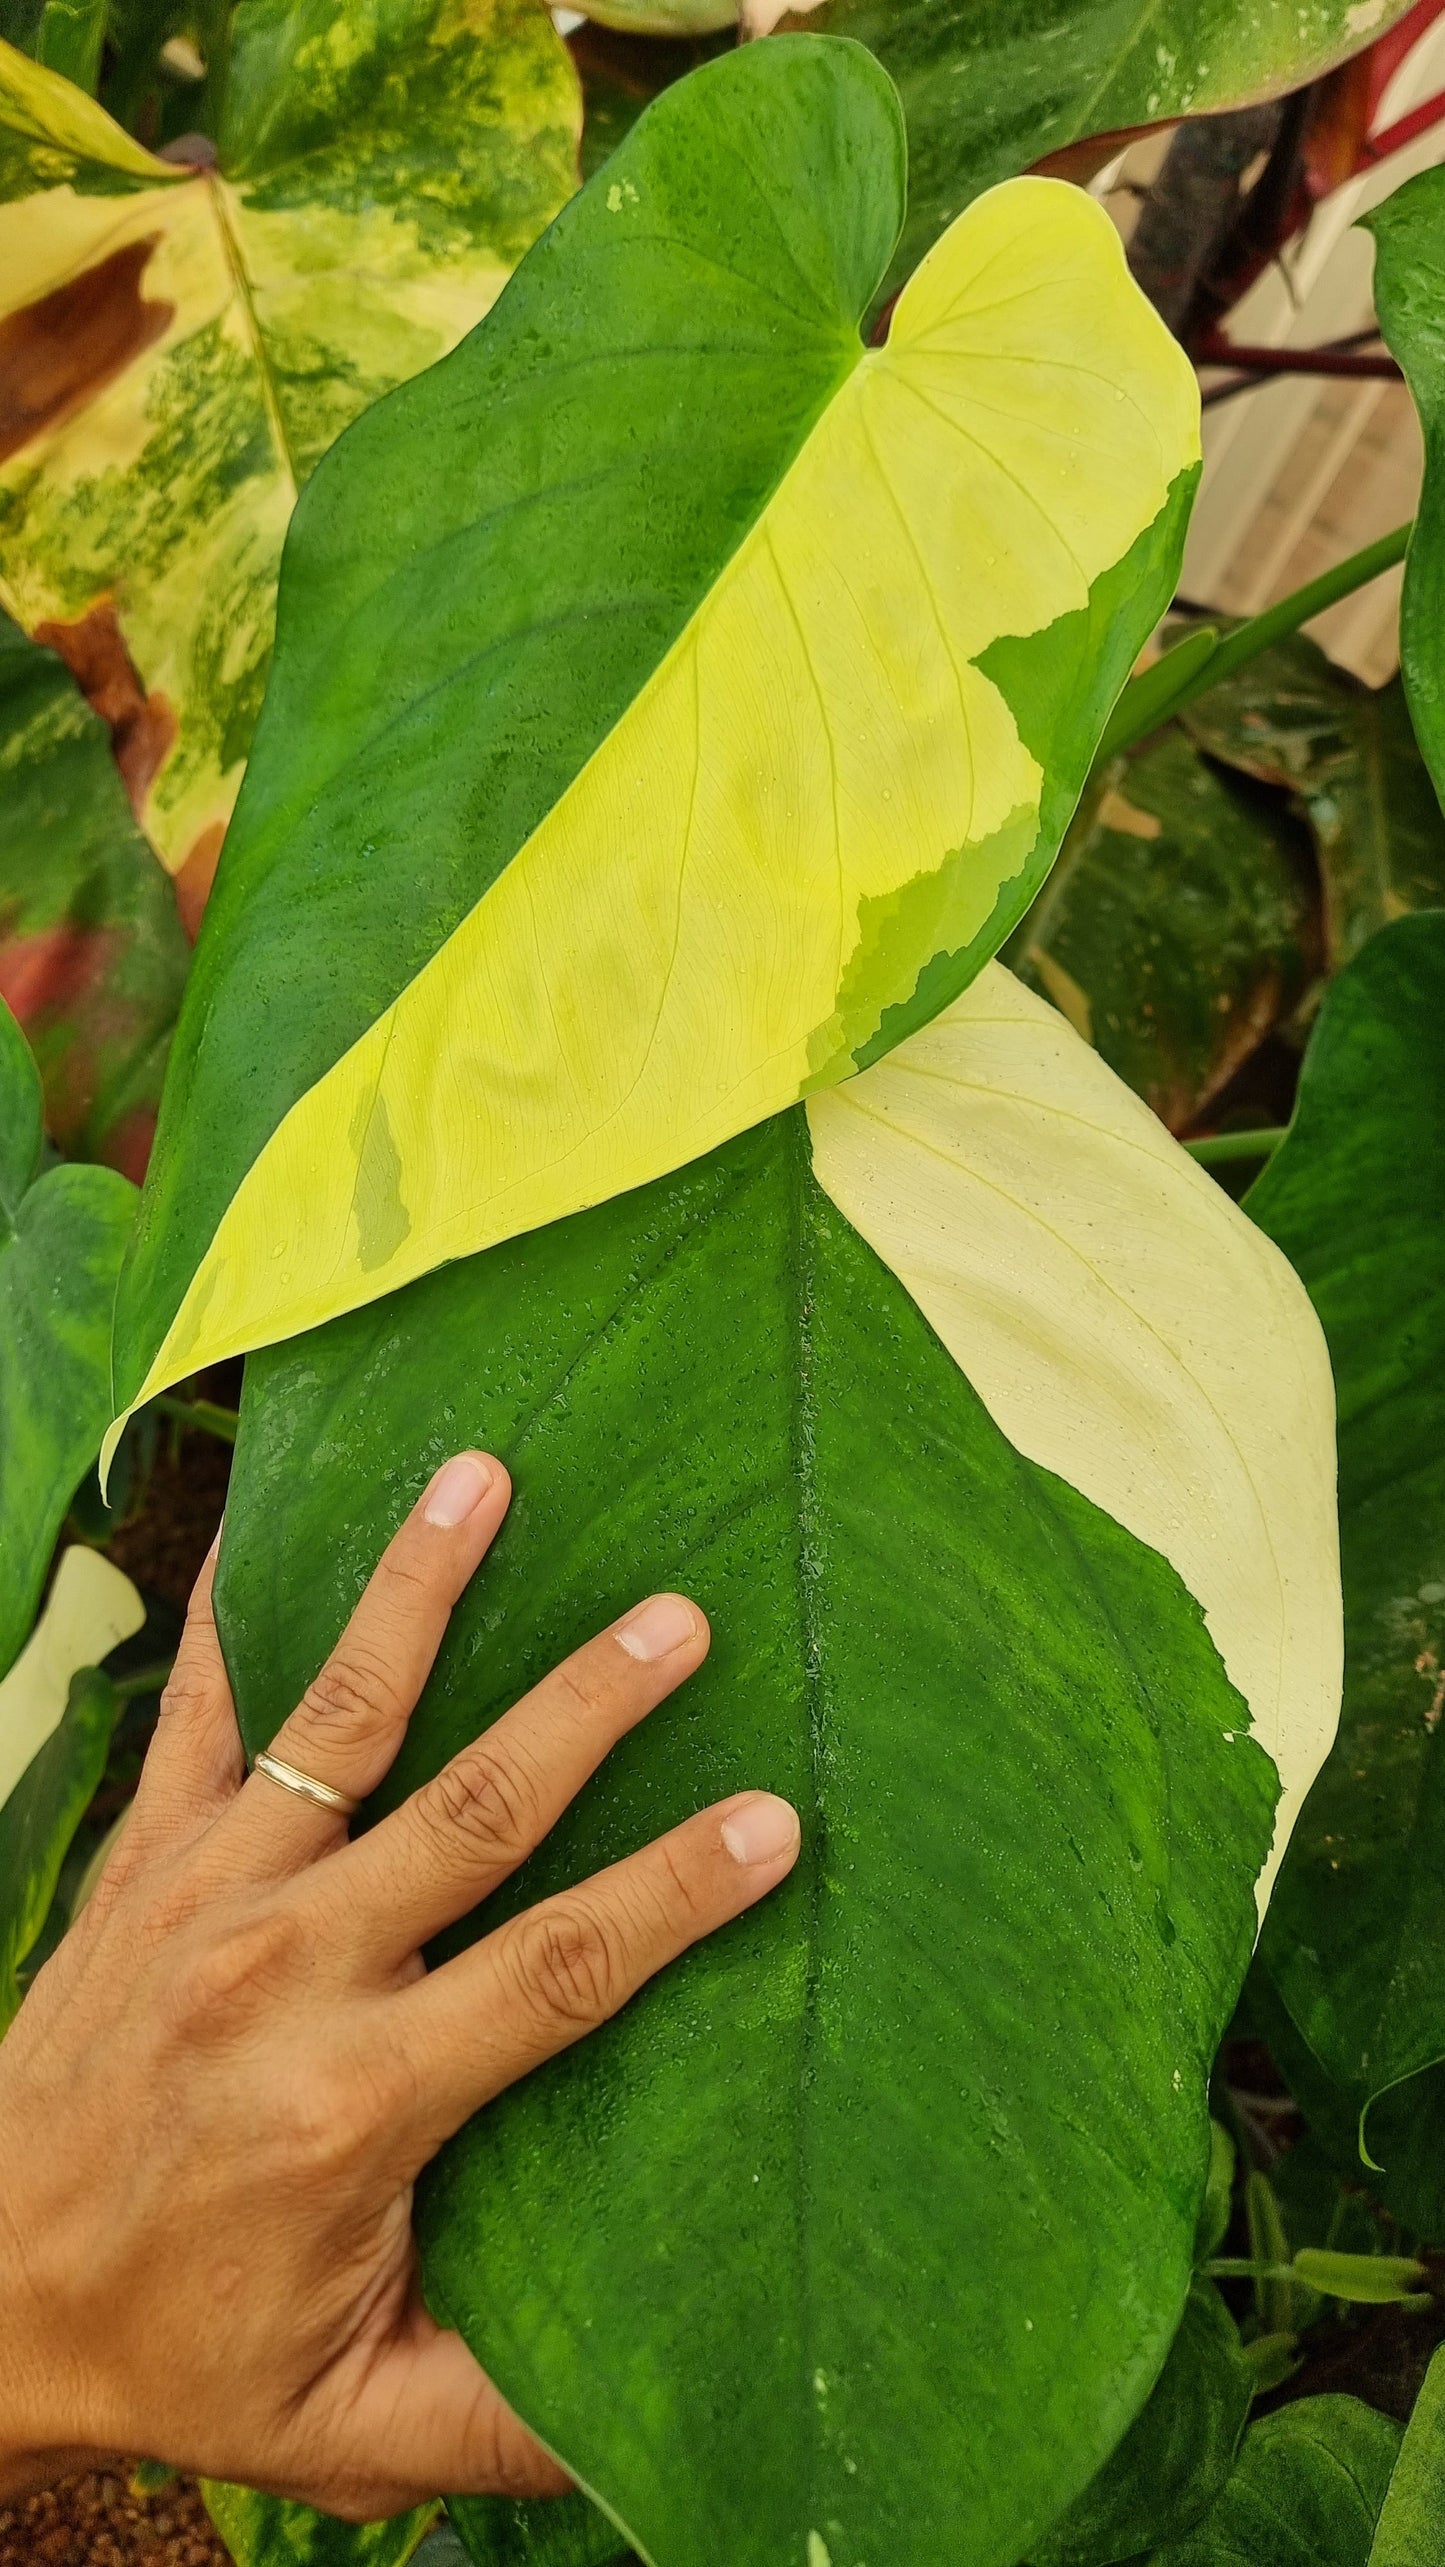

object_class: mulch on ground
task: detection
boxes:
[0,2470,229,2567]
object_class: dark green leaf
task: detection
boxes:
[1249,913,1445,2233]
[1196,2122,1236,2264]
[0,1664,116,2030]
[1029,2284,1252,2567]
[445,2492,630,2567]
[1180,635,1445,969]
[792,0,1424,297]
[39,0,104,82]
[1146,2397,1402,2566]
[217,1107,1276,2567]
[0,998,137,1679]
[0,612,190,1179]
[1369,2344,1445,2566]
[199,2485,439,2567]
[1004,729,1314,1132]
[1369,170,1445,817]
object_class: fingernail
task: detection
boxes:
[615,1593,698,1661]
[720,1794,800,1867]
[423,1452,494,1529]
[203,1510,225,1564]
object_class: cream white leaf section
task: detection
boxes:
[0,1547,143,1811]
[806,963,1341,1905]
[109,175,1199,1449]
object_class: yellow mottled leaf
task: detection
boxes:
[0,8,580,885]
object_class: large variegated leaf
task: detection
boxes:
[807,962,1341,1898]
[0,4,580,887]
[1248,914,1445,2233]
[108,35,1199,1454]
[0,609,189,1175]
[0,997,136,1679]
[214,960,1341,2567]
[1370,169,1445,819]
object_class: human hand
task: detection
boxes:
[0,1452,800,2517]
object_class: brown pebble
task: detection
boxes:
[0,2467,231,2567]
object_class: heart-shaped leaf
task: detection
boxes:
[0,998,137,1678]
[0,3,580,885]
[109,35,1199,1446]
[1248,912,1445,2233]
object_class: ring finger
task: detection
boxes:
[222,1450,511,1876]
[315,1590,709,1971]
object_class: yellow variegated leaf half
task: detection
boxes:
[108,175,1199,1453]
[0,1546,143,1812]
[807,963,1342,1905]
[0,14,579,888]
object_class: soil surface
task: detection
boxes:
[0,2471,229,2567]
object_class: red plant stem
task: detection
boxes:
[1361,83,1445,164]
[1192,336,1401,380]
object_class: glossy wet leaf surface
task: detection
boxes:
[0,1,580,879]
[0,998,136,1679]
[1249,914,1445,2233]
[1030,2285,1252,2567]
[1004,727,1316,1133]
[1146,2397,1402,2566]
[0,610,189,1178]
[218,1099,1275,2567]
[793,0,1420,292]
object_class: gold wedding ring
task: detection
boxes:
[253,1751,358,1817]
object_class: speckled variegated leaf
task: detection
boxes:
[0,7,580,887]
[580,0,1420,294]
[199,2482,439,2567]
[108,38,1199,1451]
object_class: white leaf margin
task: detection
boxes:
[808,961,1342,1910]
[0,1546,144,1814]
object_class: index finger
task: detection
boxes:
[223,1451,512,1877]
